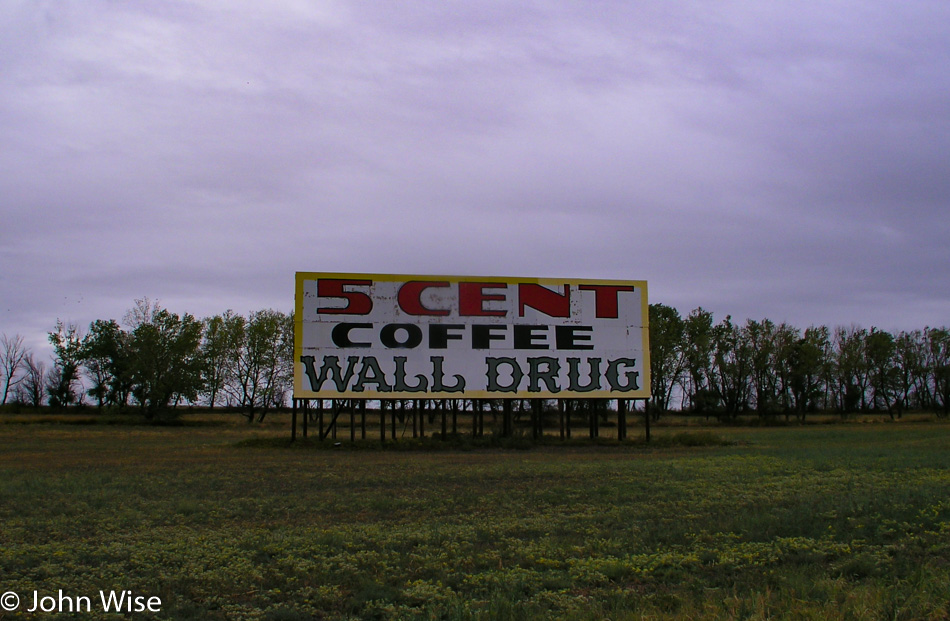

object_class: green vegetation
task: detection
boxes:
[1,299,294,421]
[1,418,948,619]
[649,303,950,419]
[4,298,949,424]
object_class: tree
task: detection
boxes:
[682,308,716,413]
[82,321,111,410]
[127,304,204,419]
[47,320,83,408]
[770,323,801,417]
[81,319,134,409]
[833,326,869,414]
[710,315,752,419]
[788,326,830,420]
[893,330,926,416]
[123,296,161,330]
[745,319,779,417]
[648,303,685,417]
[1,333,28,405]
[925,327,950,417]
[865,328,898,417]
[16,353,45,408]
[234,309,292,423]
[201,310,246,408]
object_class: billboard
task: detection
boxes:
[294,273,650,399]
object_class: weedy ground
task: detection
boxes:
[0,416,948,620]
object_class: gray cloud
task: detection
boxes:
[2,0,949,357]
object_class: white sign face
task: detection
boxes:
[293,273,650,399]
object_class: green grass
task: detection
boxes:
[0,418,948,619]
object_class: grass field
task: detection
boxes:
[0,415,948,620]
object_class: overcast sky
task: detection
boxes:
[2,1,949,355]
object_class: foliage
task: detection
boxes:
[21,301,294,421]
[710,315,752,419]
[788,326,830,419]
[927,327,950,416]
[201,310,245,408]
[648,303,685,416]
[865,328,897,415]
[128,306,205,419]
[643,307,950,421]
[82,319,134,409]
[681,307,715,414]
[7,297,950,420]
[234,309,293,423]
[47,320,83,408]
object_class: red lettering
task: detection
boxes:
[397,281,450,316]
[579,284,635,318]
[459,282,507,317]
[317,279,373,315]
[518,283,570,318]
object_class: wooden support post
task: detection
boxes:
[617,398,626,441]
[302,399,308,438]
[589,400,595,439]
[412,400,418,438]
[643,400,651,443]
[452,399,458,436]
[392,400,398,440]
[318,399,324,441]
[291,398,297,442]
[595,400,602,438]
[540,400,545,438]
[531,400,541,440]
[558,399,565,440]
[360,399,366,440]
[503,399,512,437]
[566,400,572,439]
[322,400,345,441]
[331,400,337,440]
[441,399,447,440]
[380,400,386,444]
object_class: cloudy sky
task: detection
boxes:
[2,1,949,354]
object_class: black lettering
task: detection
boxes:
[431,356,465,392]
[300,355,319,388]
[379,323,423,349]
[513,325,549,350]
[486,357,523,392]
[567,357,602,392]
[351,356,392,392]
[472,324,507,349]
[331,323,372,348]
[300,355,359,392]
[606,358,639,392]
[393,356,428,392]
[555,325,594,350]
[429,324,465,349]
[527,357,560,393]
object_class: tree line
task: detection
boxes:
[1,299,292,421]
[649,304,950,420]
[1,299,948,421]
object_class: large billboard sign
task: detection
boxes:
[294,273,650,399]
